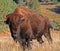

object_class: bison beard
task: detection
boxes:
[5,6,52,51]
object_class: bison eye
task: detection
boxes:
[20,17,25,22]
[18,17,25,24]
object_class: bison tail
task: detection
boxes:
[49,21,53,29]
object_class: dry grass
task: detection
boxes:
[0,30,60,51]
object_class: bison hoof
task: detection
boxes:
[39,40,44,44]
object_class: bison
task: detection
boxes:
[4,6,52,51]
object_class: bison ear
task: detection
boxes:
[4,18,10,25]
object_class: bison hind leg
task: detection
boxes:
[44,28,52,44]
[44,33,52,44]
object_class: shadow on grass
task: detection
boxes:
[47,6,60,14]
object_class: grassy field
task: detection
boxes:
[0,30,60,51]
[0,0,60,51]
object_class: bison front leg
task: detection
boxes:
[20,39,27,51]
[26,39,32,50]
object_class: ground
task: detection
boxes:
[0,3,60,51]
[0,30,60,51]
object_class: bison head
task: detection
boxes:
[4,13,25,41]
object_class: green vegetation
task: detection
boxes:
[29,0,40,13]
[53,0,58,3]
[0,0,17,32]
[18,0,40,13]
